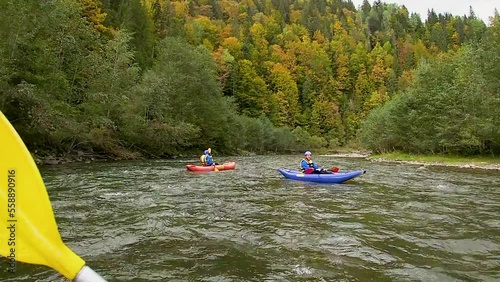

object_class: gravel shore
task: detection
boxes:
[321,153,500,171]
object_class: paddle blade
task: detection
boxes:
[0,112,85,279]
[304,168,314,174]
[332,167,339,173]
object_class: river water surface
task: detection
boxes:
[3,155,500,281]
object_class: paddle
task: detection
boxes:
[0,111,107,282]
[304,167,340,174]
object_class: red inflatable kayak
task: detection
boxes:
[186,161,236,172]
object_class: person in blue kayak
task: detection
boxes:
[300,151,331,174]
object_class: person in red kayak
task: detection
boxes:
[200,149,210,166]
[300,151,331,174]
[200,148,219,166]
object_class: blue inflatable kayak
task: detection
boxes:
[277,168,366,183]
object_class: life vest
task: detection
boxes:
[301,158,314,171]
[200,154,207,165]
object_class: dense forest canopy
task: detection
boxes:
[0,0,498,158]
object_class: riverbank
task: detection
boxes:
[33,149,144,165]
[322,151,500,171]
[34,148,500,171]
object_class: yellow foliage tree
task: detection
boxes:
[270,63,300,126]
[81,0,108,34]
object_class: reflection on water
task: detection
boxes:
[2,155,500,281]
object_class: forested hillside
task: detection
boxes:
[1,0,498,159]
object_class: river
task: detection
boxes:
[3,155,500,281]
